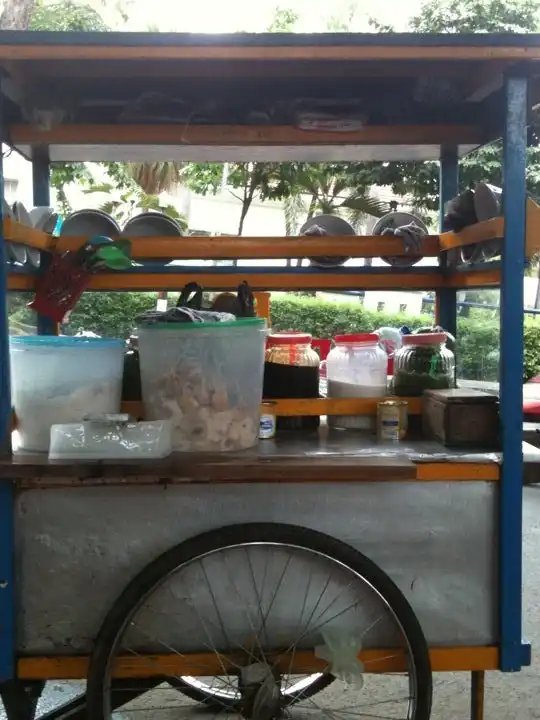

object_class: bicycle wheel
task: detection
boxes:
[87,523,432,719]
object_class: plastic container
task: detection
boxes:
[263,332,320,431]
[10,336,124,452]
[138,318,266,452]
[392,332,455,397]
[49,417,172,460]
[326,333,388,430]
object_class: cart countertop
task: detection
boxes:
[0,431,534,487]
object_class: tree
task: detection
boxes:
[367,0,540,211]
[267,6,299,32]
[127,162,183,196]
[409,0,538,33]
[184,162,297,235]
[29,0,108,30]
[0,0,37,29]
[84,180,187,228]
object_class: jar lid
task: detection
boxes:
[402,332,447,345]
[334,333,379,343]
[267,332,312,346]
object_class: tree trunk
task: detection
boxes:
[0,0,37,29]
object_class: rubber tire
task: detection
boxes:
[87,523,433,720]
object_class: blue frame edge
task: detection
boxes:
[0,481,14,683]
[499,74,528,673]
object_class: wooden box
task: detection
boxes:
[422,389,499,448]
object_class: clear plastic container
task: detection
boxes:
[10,336,124,453]
[326,333,388,430]
[392,332,455,396]
[138,318,266,452]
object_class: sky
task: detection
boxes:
[88,0,424,33]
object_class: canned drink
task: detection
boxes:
[377,400,408,442]
[259,402,277,439]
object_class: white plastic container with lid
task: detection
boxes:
[10,336,124,452]
[326,333,388,430]
[138,317,266,452]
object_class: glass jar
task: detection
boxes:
[392,332,455,397]
[263,332,320,431]
[326,333,388,430]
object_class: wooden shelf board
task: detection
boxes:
[7,268,503,292]
[121,397,423,418]
[17,646,499,679]
[9,123,484,149]
[3,218,51,251]
[52,234,441,259]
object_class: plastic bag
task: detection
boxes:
[28,254,91,322]
[315,629,365,689]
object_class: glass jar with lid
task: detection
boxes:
[326,333,388,430]
[392,332,455,397]
[263,332,320,431]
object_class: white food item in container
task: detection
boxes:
[145,368,258,452]
[15,380,120,453]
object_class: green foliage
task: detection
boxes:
[9,291,540,382]
[267,7,299,32]
[83,181,187,228]
[29,0,108,30]
[524,320,540,381]
[365,0,540,210]
[65,292,157,338]
[409,0,539,33]
[184,162,389,234]
[270,296,431,337]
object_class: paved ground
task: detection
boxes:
[4,486,540,719]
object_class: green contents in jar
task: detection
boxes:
[392,342,454,396]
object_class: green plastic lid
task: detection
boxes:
[140,318,266,330]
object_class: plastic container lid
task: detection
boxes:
[334,333,379,344]
[267,332,312,346]
[402,332,447,345]
[141,318,265,330]
[10,336,123,348]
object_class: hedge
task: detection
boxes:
[13,291,537,383]
[269,296,540,382]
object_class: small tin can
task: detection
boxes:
[259,402,277,439]
[377,399,408,442]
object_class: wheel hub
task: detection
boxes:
[239,662,283,720]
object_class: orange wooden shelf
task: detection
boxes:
[17,646,499,680]
[52,233,440,259]
[121,397,423,419]
[3,218,52,251]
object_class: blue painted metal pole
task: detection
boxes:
[32,148,56,336]
[500,74,527,672]
[0,100,15,682]
[0,109,11,453]
[436,146,458,338]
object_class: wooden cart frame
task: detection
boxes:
[0,29,537,720]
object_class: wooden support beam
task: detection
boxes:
[465,61,508,102]
[0,43,540,63]
[8,123,485,148]
[52,234,440,258]
[17,646,499,680]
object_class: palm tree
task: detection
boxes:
[127,162,184,196]
[284,165,389,268]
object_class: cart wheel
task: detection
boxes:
[87,523,433,719]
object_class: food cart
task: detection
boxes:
[0,30,537,720]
